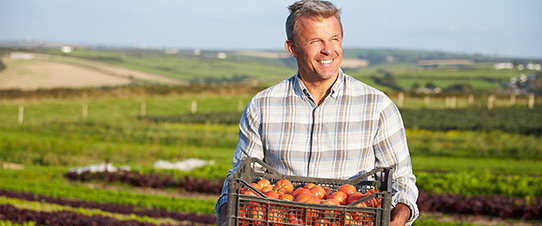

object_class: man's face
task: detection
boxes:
[286,16,343,83]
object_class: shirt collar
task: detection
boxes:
[294,68,345,101]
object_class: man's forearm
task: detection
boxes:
[390,202,411,226]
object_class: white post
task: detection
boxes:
[445,96,450,109]
[451,96,457,109]
[191,100,197,114]
[510,94,516,106]
[424,96,430,105]
[468,94,474,105]
[141,102,146,116]
[528,93,535,109]
[18,105,24,125]
[398,92,404,107]
[487,95,495,110]
[82,103,88,120]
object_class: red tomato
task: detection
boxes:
[250,182,261,191]
[257,178,271,189]
[347,192,369,206]
[322,198,340,205]
[240,187,259,196]
[261,184,274,193]
[309,185,326,200]
[292,187,311,197]
[295,193,320,204]
[323,186,333,199]
[264,190,280,199]
[274,179,294,193]
[338,184,357,197]
[280,194,294,201]
[328,191,348,205]
[303,182,316,189]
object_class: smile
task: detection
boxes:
[318,59,333,64]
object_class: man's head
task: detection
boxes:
[285,0,343,84]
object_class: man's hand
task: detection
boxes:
[390,202,411,226]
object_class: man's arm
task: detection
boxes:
[390,203,411,226]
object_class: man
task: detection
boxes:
[215,0,419,225]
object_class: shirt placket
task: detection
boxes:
[308,105,321,177]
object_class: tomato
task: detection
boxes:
[295,193,320,204]
[264,190,280,199]
[328,191,348,205]
[274,179,294,193]
[303,182,316,189]
[280,194,294,201]
[240,187,259,196]
[347,192,369,206]
[338,184,357,197]
[309,185,326,199]
[322,198,340,205]
[250,182,261,191]
[323,186,333,199]
[257,178,271,189]
[261,184,274,193]
[292,187,311,197]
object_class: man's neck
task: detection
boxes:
[300,73,338,105]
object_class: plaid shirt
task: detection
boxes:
[216,70,419,224]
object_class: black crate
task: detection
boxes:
[226,158,392,226]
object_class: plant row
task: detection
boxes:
[0,189,216,225]
[0,204,181,226]
[139,108,542,136]
[64,170,224,194]
[65,169,542,198]
[418,191,542,220]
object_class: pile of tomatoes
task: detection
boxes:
[240,178,381,207]
[237,178,382,226]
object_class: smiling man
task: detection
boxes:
[216,1,419,225]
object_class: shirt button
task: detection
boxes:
[314,136,318,141]
[311,164,316,168]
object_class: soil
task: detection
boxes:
[0,53,185,90]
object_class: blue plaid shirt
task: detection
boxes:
[216,70,419,224]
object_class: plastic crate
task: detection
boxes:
[226,158,392,226]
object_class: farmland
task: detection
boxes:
[1,47,542,225]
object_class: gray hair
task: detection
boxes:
[286,0,343,43]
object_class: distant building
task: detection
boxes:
[340,58,369,69]
[494,62,514,70]
[217,52,227,59]
[60,46,73,53]
[417,59,474,67]
[9,52,34,60]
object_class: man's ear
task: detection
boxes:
[285,40,297,58]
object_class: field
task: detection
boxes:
[1,48,542,226]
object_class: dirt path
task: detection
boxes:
[0,53,185,90]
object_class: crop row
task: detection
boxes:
[65,169,542,198]
[1,204,180,226]
[139,108,542,136]
[0,189,216,225]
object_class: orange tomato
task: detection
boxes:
[292,187,311,197]
[323,186,333,199]
[280,194,294,201]
[347,192,369,206]
[295,193,320,204]
[261,184,274,193]
[338,184,357,197]
[322,198,340,205]
[303,182,316,189]
[309,185,326,199]
[328,191,348,205]
[264,190,280,199]
[257,178,271,189]
[274,179,294,193]
[240,187,259,196]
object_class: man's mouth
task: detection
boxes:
[317,59,333,64]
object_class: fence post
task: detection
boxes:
[528,93,535,109]
[141,102,146,117]
[424,96,430,105]
[445,96,450,109]
[510,94,516,106]
[82,103,88,120]
[487,95,495,110]
[468,94,474,105]
[191,100,197,114]
[451,96,457,109]
[18,105,24,125]
[398,92,404,107]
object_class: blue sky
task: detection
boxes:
[1,0,541,59]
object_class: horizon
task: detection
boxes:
[1,0,541,59]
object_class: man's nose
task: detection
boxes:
[321,42,333,55]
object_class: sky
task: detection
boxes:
[1,0,541,59]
